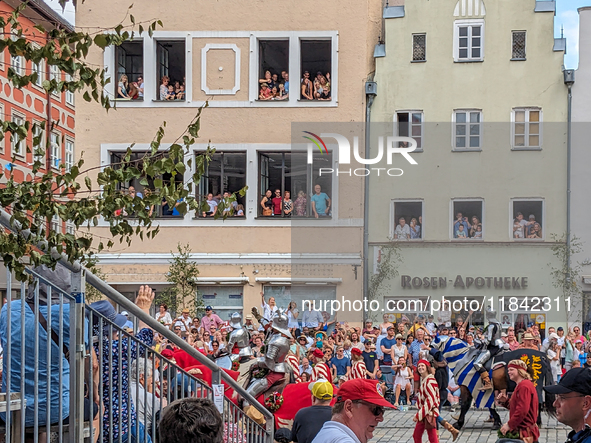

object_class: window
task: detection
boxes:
[49,65,61,97]
[196,286,243,322]
[51,214,61,233]
[32,58,43,87]
[198,152,246,218]
[110,151,184,218]
[258,39,289,101]
[392,200,423,240]
[11,113,25,157]
[258,151,332,218]
[65,139,74,171]
[300,40,332,101]
[65,222,75,235]
[454,21,484,62]
[65,74,74,105]
[155,39,185,100]
[453,110,481,150]
[396,111,423,150]
[412,34,426,62]
[10,30,24,76]
[511,200,543,240]
[115,40,144,100]
[263,285,336,327]
[50,132,60,169]
[452,200,483,240]
[512,31,526,60]
[512,108,541,149]
[32,122,45,164]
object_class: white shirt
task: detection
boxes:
[394,224,411,240]
[155,311,172,325]
[302,309,324,328]
[177,316,192,332]
[312,421,361,443]
[299,364,313,375]
[130,381,161,431]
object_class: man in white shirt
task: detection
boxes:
[312,378,392,443]
[299,357,313,376]
[302,307,324,331]
[130,358,165,432]
[541,327,557,352]
[394,217,411,240]
[174,308,192,332]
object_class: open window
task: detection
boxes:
[198,152,247,218]
[452,200,483,239]
[114,40,144,100]
[396,111,423,150]
[155,39,186,101]
[392,200,423,240]
[258,151,332,218]
[300,39,332,101]
[511,200,543,240]
[257,40,289,101]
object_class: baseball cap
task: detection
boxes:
[544,367,591,395]
[529,214,535,219]
[309,379,334,400]
[336,379,392,408]
[121,311,129,317]
[387,325,395,331]
[557,327,564,331]
[205,306,213,311]
[549,332,559,340]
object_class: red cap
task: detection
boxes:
[351,348,363,356]
[161,349,174,359]
[336,379,392,408]
[417,359,431,368]
[313,349,325,358]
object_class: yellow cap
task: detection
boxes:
[309,379,334,401]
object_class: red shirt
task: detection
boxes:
[508,379,539,441]
[272,196,282,215]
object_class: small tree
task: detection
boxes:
[367,240,402,322]
[155,243,202,318]
[85,256,107,303]
[549,233,584,322]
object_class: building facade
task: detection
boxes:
[368,0,569,332]
[76,0,381,321]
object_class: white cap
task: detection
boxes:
[549,332,559,340]
[121,311,129,317]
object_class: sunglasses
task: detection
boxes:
[354,400,384,416]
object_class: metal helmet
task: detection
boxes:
[230,312,243,329]
[270,309,293,339]
[485,306,497,319]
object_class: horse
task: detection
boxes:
[431,336,555,431]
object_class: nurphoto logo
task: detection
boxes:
[303,132,419,176]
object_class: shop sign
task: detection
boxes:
[401,275,528,290]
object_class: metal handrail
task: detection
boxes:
[0,207,275,434]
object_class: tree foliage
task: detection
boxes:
[0,2,245,281]
[367,240,402,322]
[549,233,583,302]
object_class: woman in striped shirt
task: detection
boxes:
[413,359,440,443]
[350,348,367,379]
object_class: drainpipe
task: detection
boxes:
[563,69,574,291]
[363,78,377,324]
[45,31,52,173]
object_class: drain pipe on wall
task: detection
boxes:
[363,77,377,325]
[564,69,575,289]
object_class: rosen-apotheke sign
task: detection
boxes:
[401,275,528,290]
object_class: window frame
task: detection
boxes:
[390,199,424,241]
[511,30,527,61]
[154,37,186,102]
[65,138,74,172]
[452,109,483,151]
[32,120,45,165]
[511,107,542,150]
[65,73,75,106]
[450,198,485,241]
[10,111,25,158]
[50,132,61,170]
[453,19,485,62]
[10,30,24,76]
[509,198,545,241]
[49,65,61,97]
[395,110,424,152]
[412,33,427,62]
[51,214,61,234]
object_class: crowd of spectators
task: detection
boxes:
[258,70,289,101]
[513,212,542,239]
[258,70,332,101]
[115,74,187,101]
[260,184,330,218]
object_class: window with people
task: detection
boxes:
[392,201,423,240]
[115,41,144,100]
[258,151,332,218]
[198,152,246,218]
[452,200,483,239]
[257,40,290,101]
[300,40,332,101]
[110,151,184,218]
[157,40,186,101]
[512,200,543,240]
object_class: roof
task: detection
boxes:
[5,0,75,33]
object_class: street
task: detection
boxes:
[373,409,570,443]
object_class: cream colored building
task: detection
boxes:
[368,0,570,332]
[76,0,381,322]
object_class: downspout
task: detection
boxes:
[363,77,377,324]
[45,31,52,173]
[564,69,575,292]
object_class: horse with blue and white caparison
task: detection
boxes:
[431,335,555,431]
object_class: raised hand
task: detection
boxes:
[136,285,155,312]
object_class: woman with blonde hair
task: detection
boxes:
[117,74,130,99]
[496,359,539,443]
[350,348,367,379]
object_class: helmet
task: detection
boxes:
[230,312,243,329]
[485,306,497,319]
[271,310,293,338]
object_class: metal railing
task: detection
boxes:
[0,208,274,443]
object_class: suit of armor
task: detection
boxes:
[474,307,503,390]
[228,326,253,362]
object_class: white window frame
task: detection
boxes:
[511,30,527,60]
[412,33,427,62]
[395,110,424,152]
[249,31,339,107]
[452,109,482,151]
[509,198,545,242]
[51,214,61,234]
[32,121,45,164]
[31,43,44,87]
[65,73,75,106]
[511,107,542,150]
[65,222,75,235]
[11,112,25,157]
[0,105,4,152]
[453,19,485,62]
[390,199,424,241]
[50,65,61,97]
[65,138,74,172]
[10,30,24,76]
[450,198,485,241]
[50,132,61,170]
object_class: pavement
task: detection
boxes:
[373,408,570,443]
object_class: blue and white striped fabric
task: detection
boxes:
[434,336,495,408]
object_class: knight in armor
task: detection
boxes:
[227,312,253,363]
[474,307,505,391]
[245,310,293,399]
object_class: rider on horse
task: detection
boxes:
[473,307,505,391]
[227,312,253,363]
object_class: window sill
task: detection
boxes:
[392,238,424,241]
[451,238,485,241]
[256,98,289,102]
[510,58,526,61]
[411,60,427,63]
[512,238,545,242]
[297,99,333,102]
[152,99,186,103]
[193,216,247,220]
[511,147,542,151]
[454,59,484,63]
[255,216,333,220]
[452,148,482,152]
[114,98,144,102]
